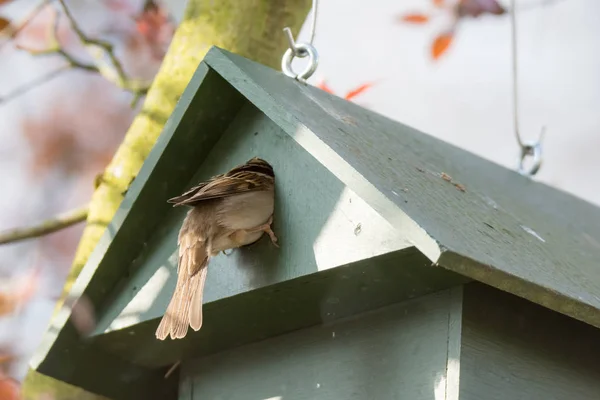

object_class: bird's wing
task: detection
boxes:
[168,171,273,206]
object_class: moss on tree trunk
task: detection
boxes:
[24,0,310,397]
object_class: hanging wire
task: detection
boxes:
[510,0,545,177]
[281,0,319,82]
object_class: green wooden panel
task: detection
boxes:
[460,283,600,400]
[30,323,178,400]
[182,289,461,400]
[95,248,468,368]
[203,47,600,329]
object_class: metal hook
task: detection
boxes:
[281,0,319,82]
[510,0,545,177]
[517,135,543,177]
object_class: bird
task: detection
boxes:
[155,157,278,340]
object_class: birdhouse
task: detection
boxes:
[32,47,600,400]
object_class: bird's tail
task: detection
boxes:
[156,231,209,340]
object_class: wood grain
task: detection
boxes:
[460,283,600,400]
[204,47,600,329]
[183,290,457,400]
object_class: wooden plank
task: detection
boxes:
[32,324,178,400]
[445,287,463,400]
[460,283,600,400]
[182,290,457,400]
[203,47,600,329]
[94,247,468,367]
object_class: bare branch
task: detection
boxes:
[0,205,88,245]
[0,65,71,105]
[7,0,149,105]
[56,0,149,94]
[15,8,98,72]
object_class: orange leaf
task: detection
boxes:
[317,80,334,94]
[0,0,14,4]
[0,376,20,400]
[0,353,14,366]
[399,14,430,24]
[433,0,445,7]
[431,33,453,60]
[345,83,374,101]
[0,268,39,316]
[0,17,11,32]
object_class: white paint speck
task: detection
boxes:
[332,331,336,338]
[482,195,499,210]
[520,225,546,243]
[316,383,321,389]
[391,190,399,197]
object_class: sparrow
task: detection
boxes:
[155,157,278,340]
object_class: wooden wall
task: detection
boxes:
[180,289,461,400]
[180,282,600,400]
[460,283,600,400]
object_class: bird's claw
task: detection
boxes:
[247,215,279,248]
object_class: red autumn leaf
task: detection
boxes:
[345,83,374,101]
[0,376,20,400]
[431,32,454,60]
[317,80,334,94]
[133,0,175,60]
[399,14,430,24]
[0,0,14,5]
[316,80,373,102]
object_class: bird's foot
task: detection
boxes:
[247,215,279,247]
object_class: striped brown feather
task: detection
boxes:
[168,157,274,207]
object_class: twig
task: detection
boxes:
[56,0,149,94]
[0,65,71,105]
[164,361,180,379]
[15,8,98,73]
[8,0,149,105]
[0,205,88,245]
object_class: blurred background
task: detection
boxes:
[0,0,597,397]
